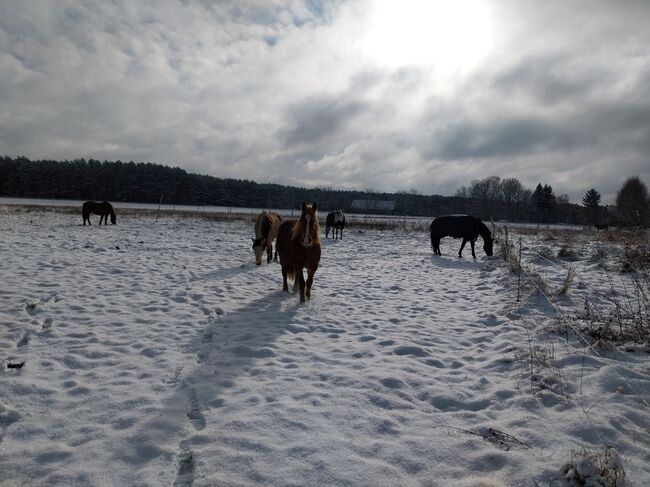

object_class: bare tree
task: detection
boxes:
[455,186,470,198]
[469,176,501,201]
[498,177,526,220]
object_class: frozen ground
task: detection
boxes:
[0,207,648,486]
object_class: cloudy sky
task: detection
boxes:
[1,0,649,202]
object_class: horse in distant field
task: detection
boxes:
[252,211,283,265]
[276,202,321,302]
[430,215,493,258]
[325,210,346,239]
[594,223,609,231]
[82,201,116,225]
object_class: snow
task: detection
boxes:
[1,205,649,486]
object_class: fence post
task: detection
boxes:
[155,194,163,222]
[517,238,522,302]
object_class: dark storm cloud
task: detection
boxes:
[283,96,367,145]
[430,117,585,161]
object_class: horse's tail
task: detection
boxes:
[285,265,295,281]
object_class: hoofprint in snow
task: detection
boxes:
[0,206,648,486]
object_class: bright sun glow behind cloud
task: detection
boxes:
[360,0,495,72]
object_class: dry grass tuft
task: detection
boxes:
[557,446,626,487]
[556,265,577,296]
[514,342,568,396]
[620,243,650,272]
[557,245,580,261]
[570,273,650,347]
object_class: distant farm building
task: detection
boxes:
[350,200,396,214]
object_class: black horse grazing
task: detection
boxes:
[82,201,116,225]
[594,223,609,230]
[325,210,345,239]
[430,215,493,258]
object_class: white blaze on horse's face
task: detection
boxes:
[334,212,344,224]
[302,214,312,247]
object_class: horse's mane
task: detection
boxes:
[255,212,272,239]
[290,211,321,243]
[478,220,492,240]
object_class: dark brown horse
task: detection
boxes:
[252,211,283,265]
[325,210,345,239]
[430,215,493,258]
[276,202,321,302]
[82,201,116,225]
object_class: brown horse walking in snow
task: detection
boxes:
[82,201,116,225]
[276,202,321,302]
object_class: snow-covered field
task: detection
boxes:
[1,206,648,486]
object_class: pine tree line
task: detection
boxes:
[1,156,647,225]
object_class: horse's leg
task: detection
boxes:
[297,267,306,302]
[305,266,316,299]
[433,238,440,255]
[326,225,330,238]
[266,242,272,264]
[281,264,289,292]
[470,239,476,259]
[458,239,467,258]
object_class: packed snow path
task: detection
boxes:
[1,210,649,486]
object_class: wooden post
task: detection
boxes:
[155,194,163,222]
[517,238,522,302]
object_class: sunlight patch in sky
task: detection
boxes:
[359,0,495,72]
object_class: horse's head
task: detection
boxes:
[296,202,320,247]
[483,236,494,256]
[252,237,266,265]
[110,212,116,224]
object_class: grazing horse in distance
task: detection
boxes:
[325,210,346,239]
[82,201,116,225]
[276,202,321,302]
[594,223,609,231]
[252,211,283,265]
[430,215,493,258]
